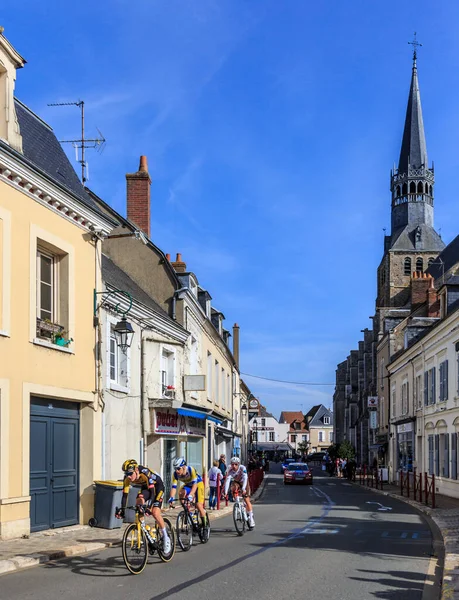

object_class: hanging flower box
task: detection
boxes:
[36,318,64,341]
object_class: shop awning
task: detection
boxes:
[177,407,222,425]
[255,442,292,451]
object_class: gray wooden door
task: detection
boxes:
[30,398,79,532]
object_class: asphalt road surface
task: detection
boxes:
[2,465,441,600]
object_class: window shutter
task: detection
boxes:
[432,368,436,404]
[424,372,429,406]
[435,434,440,476]
[453,434,458,480]
[445,360,449,400]
[444,434,450,478]
[439,363,444,401]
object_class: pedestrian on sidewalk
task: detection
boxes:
[208,460,223,510]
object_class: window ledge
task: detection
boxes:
[0,330,10,338]
[109,382,129,394]
[207,397,212,403]
[33,338,74,354]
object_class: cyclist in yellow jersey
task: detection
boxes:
[168,457,207,526]
[115,459,171,554]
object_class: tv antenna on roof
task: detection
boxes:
[47,100,106,184]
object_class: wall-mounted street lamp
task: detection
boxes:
[94,288,135,351]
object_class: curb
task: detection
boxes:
[0,479,268,577]
[348,480,455,599]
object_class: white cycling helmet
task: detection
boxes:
[173,457,187,469]
[230,456,241,465]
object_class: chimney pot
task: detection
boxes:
[139,155,148,172]
[166,253,170,261]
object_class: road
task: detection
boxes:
[3,465,441,600]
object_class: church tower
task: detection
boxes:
[376,41,445,310]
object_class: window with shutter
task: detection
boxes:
[428,435,434,475]
[435,435,440,476]
[452,434,458,480]
[424,372,429,406]
[443,434,450,478]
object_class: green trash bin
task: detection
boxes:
[91,480,124,529]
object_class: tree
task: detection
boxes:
[338,440,355,460]
[327,443,340,461]
[297,441,309,455]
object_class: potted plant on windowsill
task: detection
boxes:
[36,318,65,341]
[53,331,73,347]
[163,385,175,398]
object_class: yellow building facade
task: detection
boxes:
[0,32,113,538]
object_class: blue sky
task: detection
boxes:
[5,1,459,418]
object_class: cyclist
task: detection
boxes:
[115,459,171,554]
[168,457,207,527]
[224,456,255,528]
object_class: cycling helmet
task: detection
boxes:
[173,457,187,469]
[122,459,138,473]
[230,456,241,465]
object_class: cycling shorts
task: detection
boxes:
[183,481,205,504]
[138,480,165,509]
[231,480,251,497]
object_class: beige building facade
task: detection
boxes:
[0,32,114,538]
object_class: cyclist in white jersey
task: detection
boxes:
[224,457,255,528]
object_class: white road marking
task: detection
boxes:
[268,483,276,486]
[342,483,352,486]
[366,501,392,512]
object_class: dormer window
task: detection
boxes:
[323,416,330,425]
[206,299,211,318]
[189,277,198,297]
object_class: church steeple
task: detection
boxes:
[398,50,427,174]
[390,34,436,237]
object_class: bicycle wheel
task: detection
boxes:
[157,517,176,562]
[233,503,245,536]
[198,512,211,544]
[176,510,193,551]
[122,523,148,575]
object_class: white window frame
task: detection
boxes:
[318,431,324,442]
[215,359,219,405]
[207,352,212,402]
[401,380,409,415]
[269,432,275,442]
[323,416,330,425]
[36,248,57,324]
[106,316,130,393]
[161,346,176,396]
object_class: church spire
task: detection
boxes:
[398,33,427,174]
[390,34,436,237]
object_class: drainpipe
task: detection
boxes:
[141,332,150,464]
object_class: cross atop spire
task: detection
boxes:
[408,32,422,65]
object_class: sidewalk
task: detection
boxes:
[0,476,267,577]
[350,478,459,600]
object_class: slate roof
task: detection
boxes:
[390,224,445,253]
[13,99,105,216]
[398,61,428,173]
[427,234,459,281]
[102,254,172,320]
[305,404,333,427]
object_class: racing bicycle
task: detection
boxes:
[117,505,175,574]
[232,487,254,536]
[172,498,210,551]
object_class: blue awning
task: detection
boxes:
[177,407,222,425]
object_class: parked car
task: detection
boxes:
[307,452,326,462]
[281,458,296,471]
[284,463,313,485]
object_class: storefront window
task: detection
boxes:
[397,431,414,471]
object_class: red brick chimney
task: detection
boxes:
[233,323,240,368]
[171,253,187,273]
[411,271,432,312]
[126,155,151,238]
[427,276,440,317]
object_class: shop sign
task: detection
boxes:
[397,422,414,434]
[154,409,205,437]
[368,396,378,408]
[369,411,378,430]
[249,398,259,409]
[257,427,274,431]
